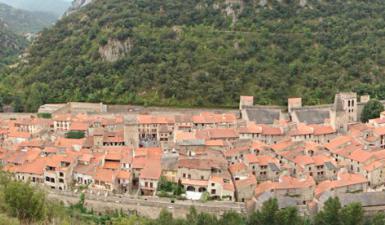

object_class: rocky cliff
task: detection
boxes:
[65,0,93,15]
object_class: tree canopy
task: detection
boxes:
[361,99,384,122]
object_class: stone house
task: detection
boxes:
[44,154,77,190]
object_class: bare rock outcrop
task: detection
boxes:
[99,38,133,62]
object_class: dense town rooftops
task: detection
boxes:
[4,98,385,212]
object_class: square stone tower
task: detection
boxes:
[124,118,139,148]
[337,92,358,122]
[331,92,358,132]
[239,96,254,110]
[288,97,302,113]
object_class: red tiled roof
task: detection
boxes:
[311,125,336,135]
[55,138,85,148]
[244,154,278,166]
[93,168,115,183]
[137,115,174,124]
[205,140,225,146]
[348,149,373,163]
[290,124,313,136]
[139,158,162,180]
[363,160,384,172]
[315,173,368,197]
[103,161,120,170]
[70,122,89,131]
[181,178,209,187]
[224,146,250,157]
[234,174,257,188]
[192,112,236,124]
[14,157,47,175]
[238,123,262,134]
[374,126,385,136]
[117,170,131,180]
[208,128,238,139]
[177,158,212,170]
[229,162,248,175]
[260,125,283,136]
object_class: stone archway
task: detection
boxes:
[198,187,206,192]
[187,186,196,192]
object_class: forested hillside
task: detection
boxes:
[2,0,385,111]
[0,3,56,33]
[0,22,27,67]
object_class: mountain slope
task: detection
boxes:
[0,3,56,33]
[0,22,27,66]
[3,0,385,111]
[0,0,71,17]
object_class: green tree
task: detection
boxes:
[314,197,342,225]
[219,211,245,225]
[276,207,303,225]
[113,215,149,225]
[361,99,384,122]
[0,213,19,225]
[340,202,364,225]
[248,198,279,225]
[3,181,46,223]
[24,82,49,112]
[259,198,279,225]
[368,212,385,225]
[155,209,173,225]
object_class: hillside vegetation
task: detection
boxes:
[0,22,27,67]
[2,0,385,111]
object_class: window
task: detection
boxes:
[59,172,64,177]
[183,173,186,178]
[150,182,153,188]
[145,182,148,187]
[201,176,204,180]
[211,183,215,187]
[45,177,49,182]
[59,179,64,183]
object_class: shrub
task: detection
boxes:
[65,131,85,139]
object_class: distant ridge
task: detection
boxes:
[0,0,71,17]
[0,2,57,33]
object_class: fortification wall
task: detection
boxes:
[69,102,106,113]
[0,113,35,119]
[47,191,245,219]
[107,105,239,115]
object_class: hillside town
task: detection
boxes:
[2,93,385,216]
